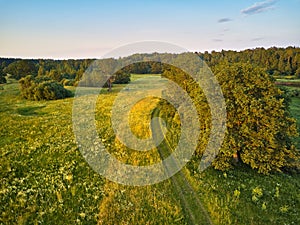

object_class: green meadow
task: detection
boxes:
[0,75,299,225]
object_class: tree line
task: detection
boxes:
[1,46,299,85]
[197,46,300,77]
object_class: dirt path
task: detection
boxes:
[151,108,213,225]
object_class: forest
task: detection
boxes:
[1,46,300,86]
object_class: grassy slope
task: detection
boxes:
[95,75,189,224]
[0,81,105,224]
[0,76,299,225]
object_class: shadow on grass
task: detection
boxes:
[17,105,46,116]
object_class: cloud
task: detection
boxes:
[241,0,276,15]
[212,39,223,42]
[251,37,264,41]
[218,18,232,23]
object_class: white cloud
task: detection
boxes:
[241,0,276,15]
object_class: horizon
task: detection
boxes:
[1,0,300,59]
[1,45,300,60]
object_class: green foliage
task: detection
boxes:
[1,46,299,85]
[19,75,72,100]
[188,164,300,225]
[162,62,298,174]
[79,69,130,89]
[48,69,62,81]
[0,68,6,84]
[121,61,163,74]
[3,60,38,79]
[0,83,104,224]
[0,76,299,224]
[113,70,130,84]
[0,75,6,84]
[60,78,75,86]
[212,63,298,173]
[197,46,300,76]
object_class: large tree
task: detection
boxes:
[212,63,298,173]
[161,62,298,174]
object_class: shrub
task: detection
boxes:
[0,75,6,84]
[19,75,73,100]
[113,71,131,84]
[0,69,6,84]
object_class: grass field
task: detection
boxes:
[275,79,300,87]
[0,75,299,224]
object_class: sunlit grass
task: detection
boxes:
[0,76,299,224]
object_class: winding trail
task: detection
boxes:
[151,108,213,225]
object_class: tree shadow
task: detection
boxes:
[17,105,46,116]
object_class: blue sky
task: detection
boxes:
[0,0,299,59]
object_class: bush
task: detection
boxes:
[0,75,6,84]
[19,75,73,100]
[113,71,131,84]
[0,69,6,84]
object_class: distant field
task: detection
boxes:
[0,75,299,224]
[275,79,300,87]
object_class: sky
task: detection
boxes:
[0,0,299,59]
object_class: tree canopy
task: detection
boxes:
[3,60,38,80]
[1,46,299,86]
[19,75,73,101]
[161,62,298,174]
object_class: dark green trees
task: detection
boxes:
[3,60,38,80]
[196,47,300,77]
[19,75,72,100]
[0,69,6,84]
[113,70,131,84]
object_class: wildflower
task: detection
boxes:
[233,189,240,198]
[252,195,259,202]
[261,202,267,210]
[252,186,263,198]
[79,212,86,218]
[56,191,63,203]
[280,205,289,213]
[274,187,279,198]
[65,173,73,182]
[71,186,76,196]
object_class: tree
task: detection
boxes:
[19,75,72,100]
[37,63,45,77]
[211,63,298,173]
[162,62,298,174]
[113,70,130,84]
[0,69,6,84]
[3,60,38,79]
[48,69,62,82]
